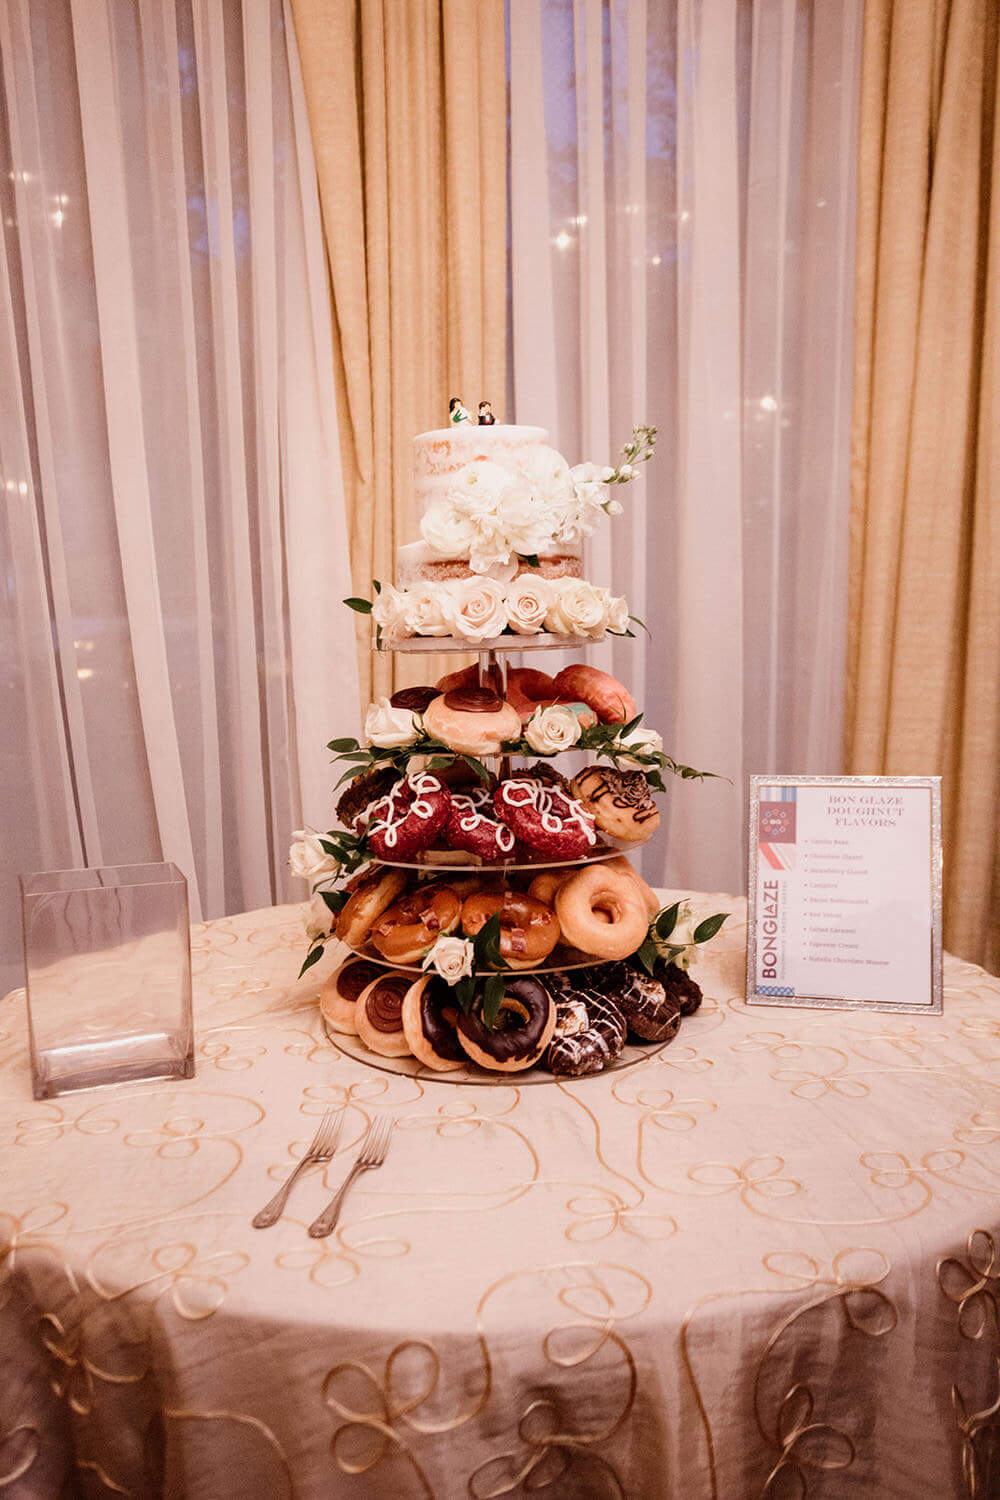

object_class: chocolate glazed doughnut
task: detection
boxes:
[545,974,627,1076]
[456,977,556,1072]
[402,974,466,1072]
[355,973,414,1057]
[600,962,681,1042]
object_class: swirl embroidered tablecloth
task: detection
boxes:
[2,895,1000,1499]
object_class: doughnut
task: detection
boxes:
[493,777,596,859]
[554,865,648,960]
[455,977,556,1071]
[422,687,521,756]
[527,869,574,905]
[336,764,399,831]
[571,766,660,842]
[370,883,463,964]
[446,787,517,861]
[552,664,636,724]
[505,666,557,723]
[654,963,703,1017]
[319,957,384,1034]
[434,663,498,695]
[335,866,408,947]
[461,889,561,969]
[355,973,414,1056]
[544,975,627,1075]
[601,962,682,1042]
[390,685,438,714]
[605,855,661,917]
[366,772,452,860]
[402,974,466,1071]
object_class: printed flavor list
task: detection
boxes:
[755,784,934,1008]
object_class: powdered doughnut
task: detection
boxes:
[335,867,408,947]
[552,664,636,723]
[455,977,556,1072]
[366,773,452,860]
[320,957,384,1034]
[571,766,660,842]
[493,777,596,859]
[355,973,414,1057]
[446,787,517,861]
[423,687,521,756]
[401,974,466,1071]
[461,889,561,969]
[554,865,648,960]
[370,884,463,964]
[602,962,682,1041]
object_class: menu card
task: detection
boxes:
[746,776,942,1013]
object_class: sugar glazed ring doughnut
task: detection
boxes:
[601,962,682,1041]
[402,974,466,1071]
[320,957,385,1034]
[367,773,452,860]
[571,766,660,842]
[544,975,627,1076]
[552,664,636,724]
[604,854,661,916]
[335,867,408,947]
[527,869,573,906]
[446,787,516,861]
[554,865,648,960]
[422,687,521,756]
[355,972,414,1057]
[456,977,556,1072]
[370,884,463,965]
[461,889,561,969]
[494,777,596,859]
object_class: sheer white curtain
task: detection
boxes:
[510,0,860,894]
[0,0,357,991]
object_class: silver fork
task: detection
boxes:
[307,1115,393,1239]
[252,1108,344,1228]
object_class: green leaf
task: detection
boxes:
[319,890,348,914]
[298,944,325,979]
[372,578,382,594]
[518,553,540,568]
[619,714,644,737]
[343,596,373,614]
[327,737,361,753]
[693,912,728,945]
[463,755,493,785]
[454,976,475,1014]
[629,614,652,639]
[636,937,658,976]
[474,911,508,971]
[654,902,681,941]
[481,974,507,1029]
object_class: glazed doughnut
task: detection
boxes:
[505,666,557,723]
[402,974,466,1071]
[319,957,384,1034]
[493,777,596,859]
[455,977,556,1072]
[554,865,648,960]
[366,772,452,860]
[434,663,498,695]
[446,787,517,861]
[601,962,682,1042]
[552,664,636,724]
[605,855,661,917]
[527,869,574,906]
[355,973,414,1057]
[461,889,561,969]
[335,866,408,947]
[571,766,660,842]
[370,884,463,964]
[423,687,521,756]
[544,976,627,1076]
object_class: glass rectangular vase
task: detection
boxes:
[20,863,194,1099]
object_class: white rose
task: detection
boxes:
[401,584,452,637]
[545,578,607,638]
[616,724,663,769]
[445,577,508,642]
[420,502,477,558]
[371,583,409,644]
[289,830,340,883]
[524,704,582,755]
[364,697,420,749]
[653,903,698,971]
[303,894,334,944]
[422,934,475,984]
[504,574,551,634]
[605,594,630,634]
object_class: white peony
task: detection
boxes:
[364,697,421,748]
[615,724,663,769]
[422,934,475,984]
[371,583,410,644]
[401,584,453,637]
[420,502,477,558]
[496,477,553,558]
[446,577,508,642]
[524,704,582,755]
[448,460,517,517]
[545,578,607,638]
[289,830,340,884]
[504,574,551,634]
[519,446,574,505]
[605,593,631,634]
[303,893,334,944]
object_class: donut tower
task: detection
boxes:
[310,414,707,1081]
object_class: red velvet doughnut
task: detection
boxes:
[366,773,452,860]
[446,788,516,860]
[493,777,596,859]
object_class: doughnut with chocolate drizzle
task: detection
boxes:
[570,766,660,842]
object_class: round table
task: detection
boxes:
[2,895,999,1498]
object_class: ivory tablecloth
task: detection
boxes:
[2,895,1000,1499]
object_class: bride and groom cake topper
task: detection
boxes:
[449,397,495,426]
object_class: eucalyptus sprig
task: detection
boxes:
[574,715,719,791]
[634,902,729,977]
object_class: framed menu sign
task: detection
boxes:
[746,775,943,1014]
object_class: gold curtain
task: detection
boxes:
[289,0,507,702]
[847,0,1000,972]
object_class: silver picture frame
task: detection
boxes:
[746,774,943,1014]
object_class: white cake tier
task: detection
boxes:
[413,424,549,514]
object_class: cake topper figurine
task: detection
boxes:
[449,397,472,426]
[477,401,496,425]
